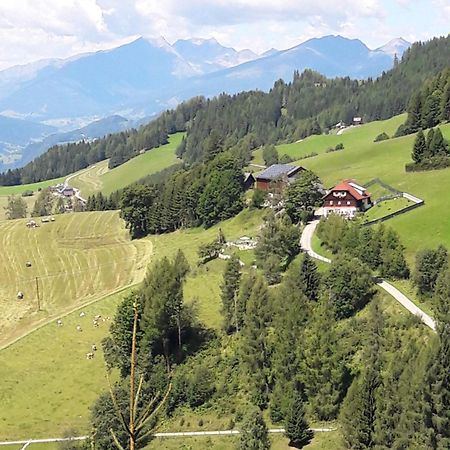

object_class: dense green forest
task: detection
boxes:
[82,214,450,450]
[1,35,450,186]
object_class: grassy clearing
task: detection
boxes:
[362,197,413,222]
[0,177,65,196]
[149,208,265,330]
[0,289,127,439]
[0,211,151,346]
[70,133,184,197]
[277,116,450,261]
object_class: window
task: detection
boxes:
[329,200,333,205]
[337,201,341,205]
[347,201,351,205]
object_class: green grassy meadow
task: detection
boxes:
[0,289,126,439]
[0,209,264,439]
[0,211,152,347]
[70,133,183,197]
[0,177,65,196]
[273,115,450,260]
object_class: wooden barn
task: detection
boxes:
[255,164,304,193]
[243,172,256,191]
[322,180,372,218]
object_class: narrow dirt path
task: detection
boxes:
[301,220,436,331]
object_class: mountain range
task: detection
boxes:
[0,35,410,170]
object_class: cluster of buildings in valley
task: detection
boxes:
[49,183,86,212]
[249,163,372,218]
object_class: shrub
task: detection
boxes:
[326,143,344,153]
[405,155,450,172]
[374,132,389,142]
[279,154,294,164]
[21,189,34,197]
[298,151,318,160]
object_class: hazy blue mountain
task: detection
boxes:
[261,48,279,57]
[6,115,132,170]
[376,37,411,58]
[173,38,258,73]
[0,115,56,145]
[0,37,196,121]
[178,35,396,100]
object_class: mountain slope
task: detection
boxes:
[0,37,196,121]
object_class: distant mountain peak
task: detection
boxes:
[376,37,411,57]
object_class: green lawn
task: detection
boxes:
[70,133,184,197]
[362,197,414,222]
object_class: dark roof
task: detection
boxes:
[256,164,301,180]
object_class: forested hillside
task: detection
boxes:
[1,35,449,186]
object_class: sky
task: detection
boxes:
[0,0,448,70]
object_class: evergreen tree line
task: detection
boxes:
[2,35,450,187]
[317,214,410,280]
[407,126,450,171]
[85,191,121,212]
[397,67,450,136]
[120,150,248,238]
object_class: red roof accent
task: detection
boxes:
[327,179,370,201]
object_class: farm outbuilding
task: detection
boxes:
[255,164,305,193]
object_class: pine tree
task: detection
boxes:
[441,79,450,122]
[220,255,242,332]
[297,254,320,302]
[174,249,190,281]
[414,246,448,296]
[429,127,449,156]
[285,390,313,449]
[239,408,270,450]
[4,195,27,219]
[242,275,272,409]
[406,91,422,132]
[422,270,450,449]
[340,301,384,449]
[141,258,183,366]
[412,129,427,163]
[426,128,435,157]
[303,300,349,420]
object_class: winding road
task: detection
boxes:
[301,220,436,331]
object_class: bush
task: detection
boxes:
[326,143,344,153]
[251,188,267,209]
[394,123,411,137]
[405,155,450,172]
[297,152,318,160]
[374,132,389,142]
[279,154,294,164]
[21,189,34,197]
